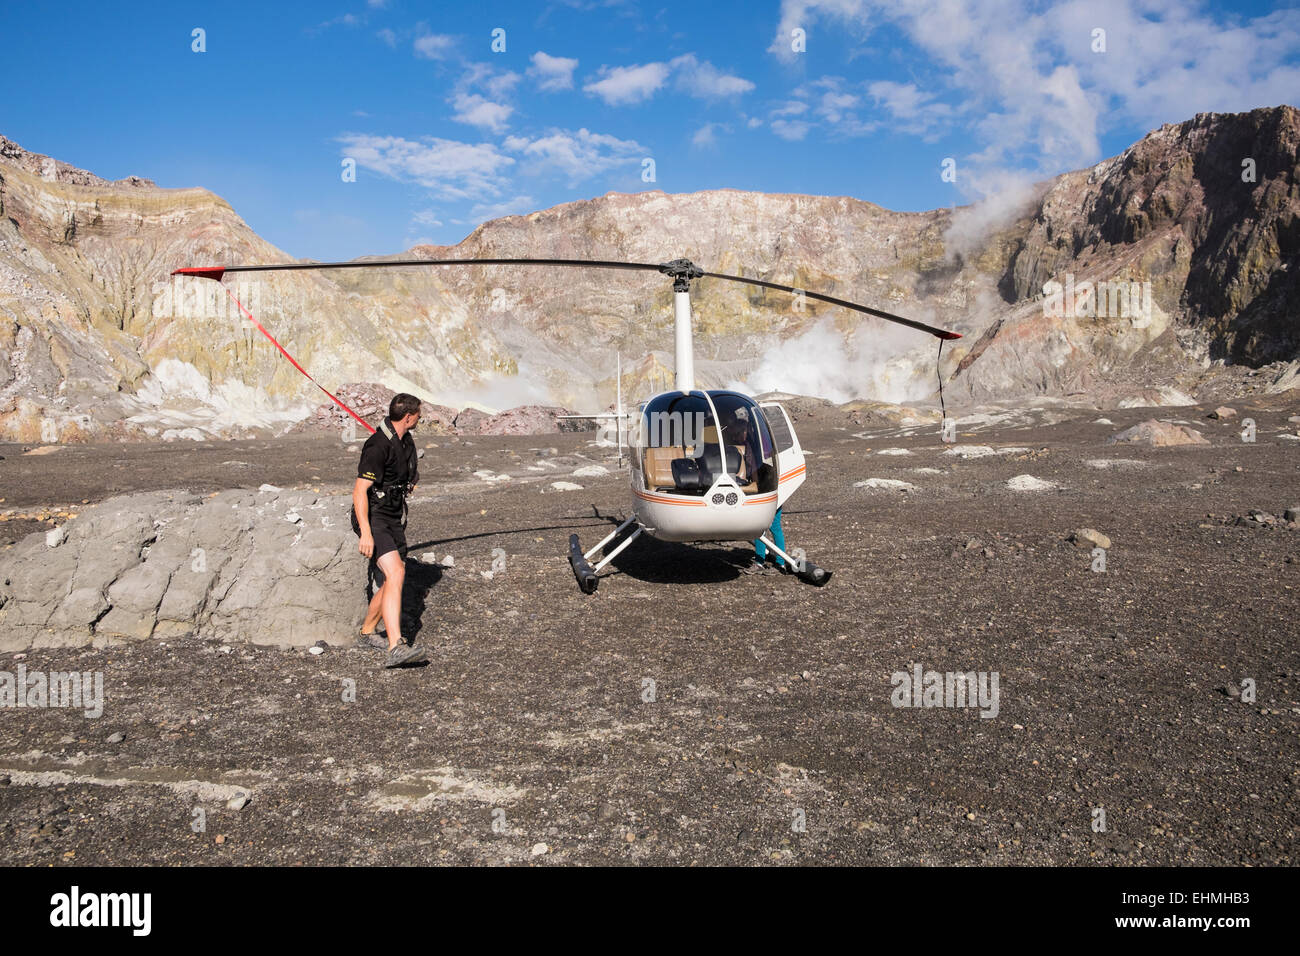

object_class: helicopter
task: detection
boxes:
[172,255,962,594]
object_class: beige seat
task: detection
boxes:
[644,445,685,489]
[644,441,761,494]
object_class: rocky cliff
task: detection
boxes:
[0,105,1295,442]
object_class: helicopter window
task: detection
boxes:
[642,394,712,449]
[637,392,777,495]
[764,405,795,453]
[640,394,711,492]
[706,392,778,495]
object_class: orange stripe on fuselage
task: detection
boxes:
[779,464,806,482]
[635,489,706,506]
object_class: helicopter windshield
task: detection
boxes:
[637,391,777,495]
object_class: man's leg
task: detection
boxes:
[375,549,406,650]
[754,535,768,563]
[360,556,388,635]
[770,509,786,567]
[361,586,384,634]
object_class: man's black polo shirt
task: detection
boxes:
[356,417,419,521]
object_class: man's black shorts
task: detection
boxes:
[351,507,406,560]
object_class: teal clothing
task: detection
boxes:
[755,508,786,567]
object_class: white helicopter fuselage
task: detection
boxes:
[569,281,828,590]
[584,288,810,544]
[624,389,807,544]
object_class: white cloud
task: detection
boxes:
[769,0,870,61]
[670,54,755,99]
[376,28,397,46]
[469,195,537,221]
[772,0,1300,176]
[529,51,579,91]
[451,94,514,132]
[337,134,515,201]
[504,128,646,183]
[309,12,362,34]
[766,0,1300,253]
[477,67,521,100]
[583,55,754,105]
[692,123,724,147]
[414,32,456,59]
[771,118,811,141]
[867,80,952,135]
[765,99,815,139]
[583,62,671,105]
[447,64,521,133]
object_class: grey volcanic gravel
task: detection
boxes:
[0,395,1297,865]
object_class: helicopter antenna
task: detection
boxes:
[616,352,624,468]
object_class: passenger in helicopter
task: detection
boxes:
[720,406,761,488]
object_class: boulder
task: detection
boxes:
[291,382,395,433]
[854,478,916,492]
[0,488,372,651]
[1107,420,1210,447]
[1068,528,1112,549]
[466,405,590,436]
[291,383,458,436]
[453,407,492,434]
[1006,475,1057,491]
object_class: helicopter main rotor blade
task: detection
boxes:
[701,271,961,340]
[173,257,663,281]
[172,255,961,340]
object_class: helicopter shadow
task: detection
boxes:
[584,506,759,586]
[377,520,611,634]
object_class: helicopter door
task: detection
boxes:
[760,403,806,507]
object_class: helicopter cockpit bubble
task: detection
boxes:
[637,390,777,496]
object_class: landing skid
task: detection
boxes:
[757,533,833,587]
[567,518,832,593]
[568,515,642,594]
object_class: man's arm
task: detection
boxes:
[353,477,375,557]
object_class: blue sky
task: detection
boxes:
[2,0,1297,260]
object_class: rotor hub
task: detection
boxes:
[658,258,704,292]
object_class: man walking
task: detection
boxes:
[352,393,428,668]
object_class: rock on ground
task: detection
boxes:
[472,406,591,437]
[1068,528,1112,549]
[0,488,372,651]
[1006,475,1057,491]
[1107,420,1210,447]
[293,384,458,436]
[854,478,916,492]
